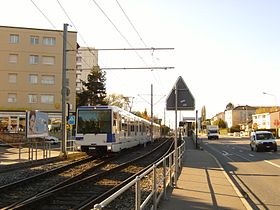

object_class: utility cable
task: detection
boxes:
[91,0,149,66]
[56,0,99,69]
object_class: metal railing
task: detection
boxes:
[94,139,185,210]
[0,139,78,164]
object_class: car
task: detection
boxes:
[44,136,60,145]
[250,131,277,152]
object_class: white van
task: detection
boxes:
[250,131,277,152]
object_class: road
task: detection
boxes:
[202,136,280,210]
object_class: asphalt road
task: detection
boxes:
[202,136,280,210]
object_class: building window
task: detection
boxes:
[29,74,38,84]
[28,94,38,103]
[9,54,18,63]
[8,93,17,103]
[41,75,55,84]
[41,95,54,104]
[76,56,82,62]
[29,55,39,64]
[43,37,56,45]
[9,34,19,43]
[8,73,17,83]
[42,56,55,65]
[30,36,39,45]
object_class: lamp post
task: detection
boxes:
[263,92,278,137]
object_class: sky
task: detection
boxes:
[1,0,280,128]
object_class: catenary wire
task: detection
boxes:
[56,0,100,69]
[30,0,94,70]
[91,0,149,67]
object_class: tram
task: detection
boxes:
[75,106,160,154]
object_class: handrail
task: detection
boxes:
[94,139,185,210]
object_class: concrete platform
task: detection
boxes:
[0,144,80,165]
[158,138,251,210]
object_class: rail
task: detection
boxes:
[93,139,185,210]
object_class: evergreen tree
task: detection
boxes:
[226,102,235,110]
[77,66,107,106]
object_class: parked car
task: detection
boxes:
[44,136,60,145]
[250,131,277,152]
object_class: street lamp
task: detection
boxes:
[263,92,277,106]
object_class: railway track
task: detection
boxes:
[7,138,172,210]
[0,155,116,209]
[0,153,88,187]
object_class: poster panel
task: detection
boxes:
[26,111,48,138]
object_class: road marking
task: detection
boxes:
[222,150,230,156]
[205,150,253,210]
[248,154,254,157]
[264,160,280,168]
[239,150,243,153]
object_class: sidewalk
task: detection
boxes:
[158,138,250,210]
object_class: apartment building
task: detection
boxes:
[76,47,98,93]
[0,26,77,132]
[224,105,257,129]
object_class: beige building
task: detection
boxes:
[76,47,98,93]
[224,105,257,129]
[0,26,77,132]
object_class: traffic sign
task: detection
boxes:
[166,76,195,110]
[68,115,75,125]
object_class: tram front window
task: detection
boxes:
[77,109,112,134]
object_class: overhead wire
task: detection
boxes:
[115,0,148,48]
[30,0,95,71]
[56,0,101,69]
[91,0,149,67]
[115,0,168,104]
[30,0,56,29]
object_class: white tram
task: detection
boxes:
[75,106,160,154]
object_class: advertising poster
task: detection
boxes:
[26,111,49,138]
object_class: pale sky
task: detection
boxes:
[1,0,280,128]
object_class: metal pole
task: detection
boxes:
[60,23,68,158]
[174,85,178,186]
[151,84,154,142]
[195,110,198,149]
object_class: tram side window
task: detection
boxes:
[131,122,135,132]
[135,121,139,135]
[122,118,128,132]
[128,120,131,136]
[118,119,122,132]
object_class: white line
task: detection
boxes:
[264,160,280,168]
[205,150,253,210]
[248,154,254,157]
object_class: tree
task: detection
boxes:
[77,66,107,107]
[133,108,149,120]
[201,105,207,130]
[105,93,130,110]
[213,119,227,128]
[226,102,235,110]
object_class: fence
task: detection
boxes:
[0,139,78,164]
[94,139,185,210]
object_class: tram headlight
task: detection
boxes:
[107,145,112,151]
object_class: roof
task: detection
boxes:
[0,25,77,33]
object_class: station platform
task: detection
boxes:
[158,137,251,210]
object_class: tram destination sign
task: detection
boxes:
[166,76,195,111]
